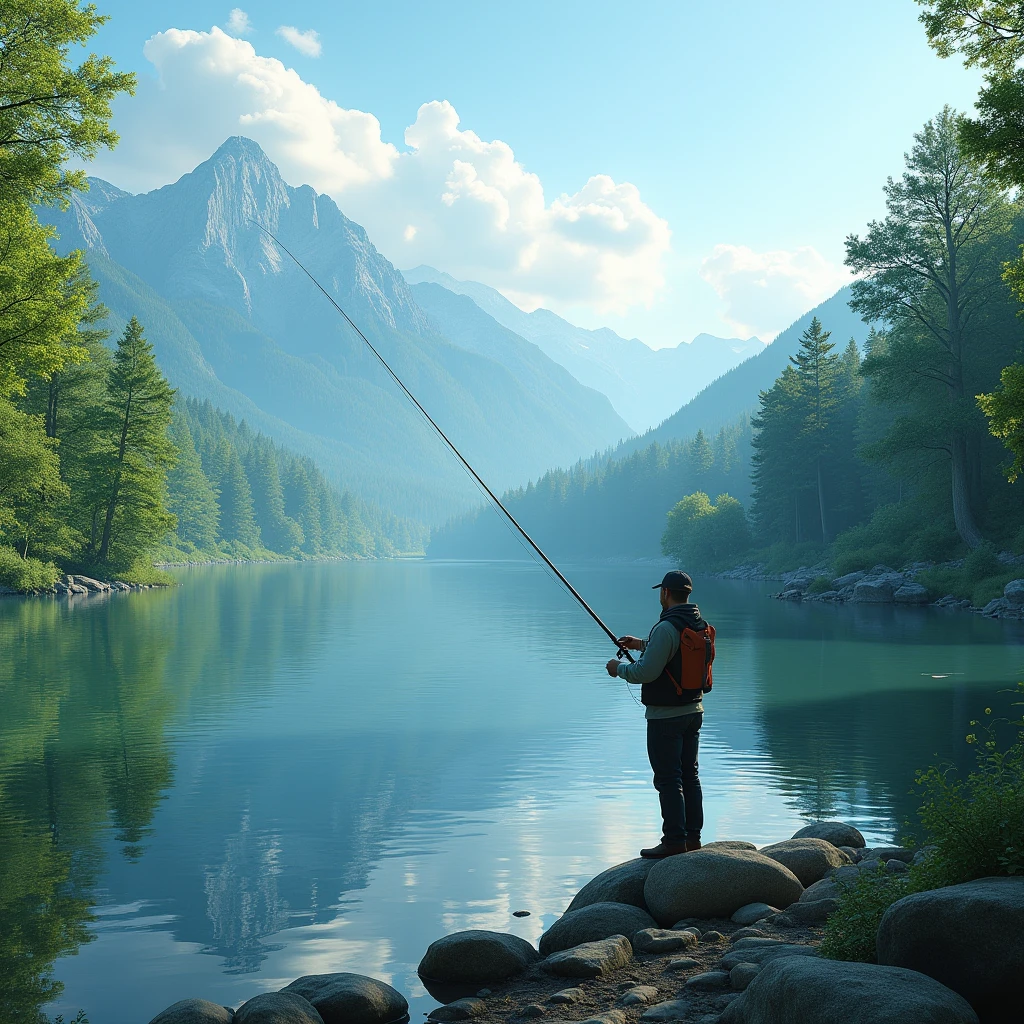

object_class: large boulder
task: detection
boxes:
[894,583,930,605]
[565,859,655,914]
[644,849,803,924]
[539,902,656,956]
[235,993,324,1024]
[281,975,408,1024]
[719,938,819,970]
[791,821,865,849]
[418,930,540,986]
[149,1001,235,1024]
[1003,579,1024,605]
[541,935,632,978]
[877,876,1024,1023]
[759,839,846,886]
[851,579,896,603]
[703,841,757,852]
[718,957,979,1024]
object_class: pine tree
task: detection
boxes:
[94,318,176,565]
[688,428,714,485]
[246,439,303,554]
[216,442,259,548]
[166,416,219,550]
[283,459,323,555]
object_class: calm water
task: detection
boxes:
[2,560,1022,1024]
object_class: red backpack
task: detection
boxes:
[664,624,716,695]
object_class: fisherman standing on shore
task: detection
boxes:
[606,570,715,859]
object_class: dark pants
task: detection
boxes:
[646,713,703,843]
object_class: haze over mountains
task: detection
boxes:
[40,138,633,523]
[404,265,765,432]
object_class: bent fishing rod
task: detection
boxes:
[252,222,633,664]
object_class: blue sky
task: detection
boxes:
[86,1,983,347]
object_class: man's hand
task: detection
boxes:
[606,658,621,677]
[616,635,644,652]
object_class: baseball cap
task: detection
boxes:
[653,570,693,591]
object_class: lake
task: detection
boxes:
[2,560,1022,1024]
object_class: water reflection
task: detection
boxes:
[0,563,1020,1024]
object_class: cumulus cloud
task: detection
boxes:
[89,27,670,315]
[225,8,251,35]
[276,25,322,57]
[698,244,851,339]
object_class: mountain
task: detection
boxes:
[403,265,765,432]
[40,138,631,524]
[615,285,870,456]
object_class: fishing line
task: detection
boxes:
[252,222,634,665]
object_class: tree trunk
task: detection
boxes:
[816,457,829,545]
[951,433,984,549]
[45,375,58,438]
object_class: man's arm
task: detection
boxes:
[614,622,675,684]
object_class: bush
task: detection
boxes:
[807,575,834,595]
[0,545,60,591]
[819,869,915,962]
[822,689,1024,962]
[112,561,176,586]
[917,544,1016,604]
[662,492,752,571]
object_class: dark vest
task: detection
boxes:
[640,603,709,707]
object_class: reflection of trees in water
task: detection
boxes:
[758,686,990,836]
[0,566,342,1021]
[203,811,286,974]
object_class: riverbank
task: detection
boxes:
[143,820,1015,1024]
[716,557,1024,621]
[0,572,172,598]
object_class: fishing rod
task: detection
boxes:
[252,222,634,664]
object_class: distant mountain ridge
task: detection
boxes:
[403,265,765,431]
[40,138,633,523]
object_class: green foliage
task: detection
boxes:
[111,561,175,586]
[662,491,752,571]
[916,2,1024,73]
[978,361,1024,480]
[916,545,1017,603]
[807,575,834,595]
[0,0,135,209]
[0,545,59,590]
[820,868,915,963]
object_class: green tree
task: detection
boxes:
[662,491,752,571]
[0,0,135,210]
[687,428,714,484]
[166,415,219,550]
[215,441,259,549]
[93,317,176,565]
[845,107,1014,548]
[978,363,1024,480]
[283,458,323,555]
[247,439,302,554]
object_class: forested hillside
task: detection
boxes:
[40,140,631,524]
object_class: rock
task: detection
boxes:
[428,1000,485,1022]
[665,957,700,972]
[872,845,914,862]
[685,972,730,991]
[730,903,775,926]
[671,923,701,935]
[419,930,540,985]
[778,589,803,601]
[877,876,1024,1023]
[885,858,908,875]
[766,913,796,928]
[618,986,660,1007]
[475,990,490,999]
[858,858,882,874]
[539,902,657,955]
[521,1006,545,1019]
[644,849,804,925]
[783,899,838,925]
[894,583,930,604]
[758,839,845,887]
[1004,579,1024,605]
[703,841,758,852]
[981,598,1008,616]
[541,935,632,978]
[730,928,767,941]
[513,911,530,918]
[717,956,979,1024]
[566,859,656,914]
[548,989,583,1004]
[791,821,865,848]
[729,964,760,991]
[282,974,408,1024]
[71,574,108,591]
[719,939,820,971]
[640,999,692,1022]
[851,579,895,603]
[149,1000,235,1024]
[632,928,697,954]
[832,570,866,588]
[234,993,324,1024]
[837,845,860,862]
[578,1013,625,1024]
[701,930,725,943]
[826,864,861,884]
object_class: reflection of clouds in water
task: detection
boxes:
[204,809,287,973]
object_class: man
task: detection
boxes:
[606,570,710,859]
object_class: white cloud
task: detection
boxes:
[89,27,671,316]
[698,244,851,339]
[276,25,322,58]
[225,8,251,35]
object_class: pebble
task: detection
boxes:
[617,986,660,1007]
[640,999,691,1022]
[685,971,731,991]
[729,927,766,942]
[701,930,725,943]
[513,911,530,917]
[664,957,700,972]
[729,962,760,991]
[548,988,583,1004]
[428,998,486,1021]
[522,1006,545,1019]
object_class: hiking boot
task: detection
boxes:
[684,837,702,852]
[640,842,688,859]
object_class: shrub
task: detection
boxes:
[819,869,915,962]
[112,561,176,586]
[0,545,60,591]
[807,575,834,594]
[662,492,752,571]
